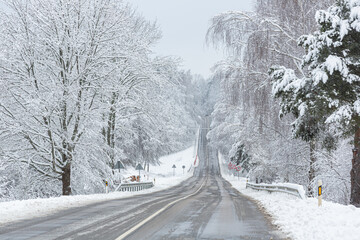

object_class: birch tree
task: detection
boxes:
[206,0,333,192]
[270,0,360,206]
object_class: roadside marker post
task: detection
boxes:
[182,165,185,174]
[172,164,176,176]
[105,181,109,194]
[235,165,241,180]
[318,180,322,207]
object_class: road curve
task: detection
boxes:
[0,118,285,240]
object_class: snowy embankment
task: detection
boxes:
[218,152,360,240]
[0,146,197,226]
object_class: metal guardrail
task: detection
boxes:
[116,182,154,192]
[246,182,306,199]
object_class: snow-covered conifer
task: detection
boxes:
[271,0,360,205]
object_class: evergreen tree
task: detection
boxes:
[229,142,252,173]
[271,0,360,205]
[269,65,327,196]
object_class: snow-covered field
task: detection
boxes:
[219,152,360,240]
[0,146,196,226]
[118,146,197,190]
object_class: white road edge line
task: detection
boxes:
[115,179,207,240]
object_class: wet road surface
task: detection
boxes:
[0,118,285,240]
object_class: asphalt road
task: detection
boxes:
[0,118,285,240]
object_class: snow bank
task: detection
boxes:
[0,191,139,226]
[118,146,195,189]
[0,146,197,226]
[219,152,360,240]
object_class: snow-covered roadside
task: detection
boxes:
[0,146,197,226]
[119,146,196,189]
[218,152,360,240]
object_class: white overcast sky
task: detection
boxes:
[0,0,254,78]
[130,0,254,78]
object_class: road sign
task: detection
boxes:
[136,163,143,182]
[114,161,125,183]
[115,161,125,170]
[135,164,144,170]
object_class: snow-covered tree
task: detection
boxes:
[99,18,161,171]
[229,142,253,174]
[0,0,199,198]
[269,65,330,196]
[270,0,360,206]
[206,0,332,186]
[1,0,130,195]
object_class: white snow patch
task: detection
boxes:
[218,152,360,240]
[340,20,350,39]
[298,102,307,117]
[324,55,347,75]
[272,67,296,94]
[350,0,360,7]
[0,146,197,226]
[354,100,360,114]
[350,5,360,31]
[312,69,329,84]
[325,105,353,124]
[351,6,360,20]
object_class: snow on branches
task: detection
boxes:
[0,0,199,198]
[270,0,360,205]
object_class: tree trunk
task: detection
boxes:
[62,163,72,195]
[307,139,316,197]
[106,93,117,166]
[351,127,360,206]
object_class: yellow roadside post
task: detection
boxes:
[318,180,322,207]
